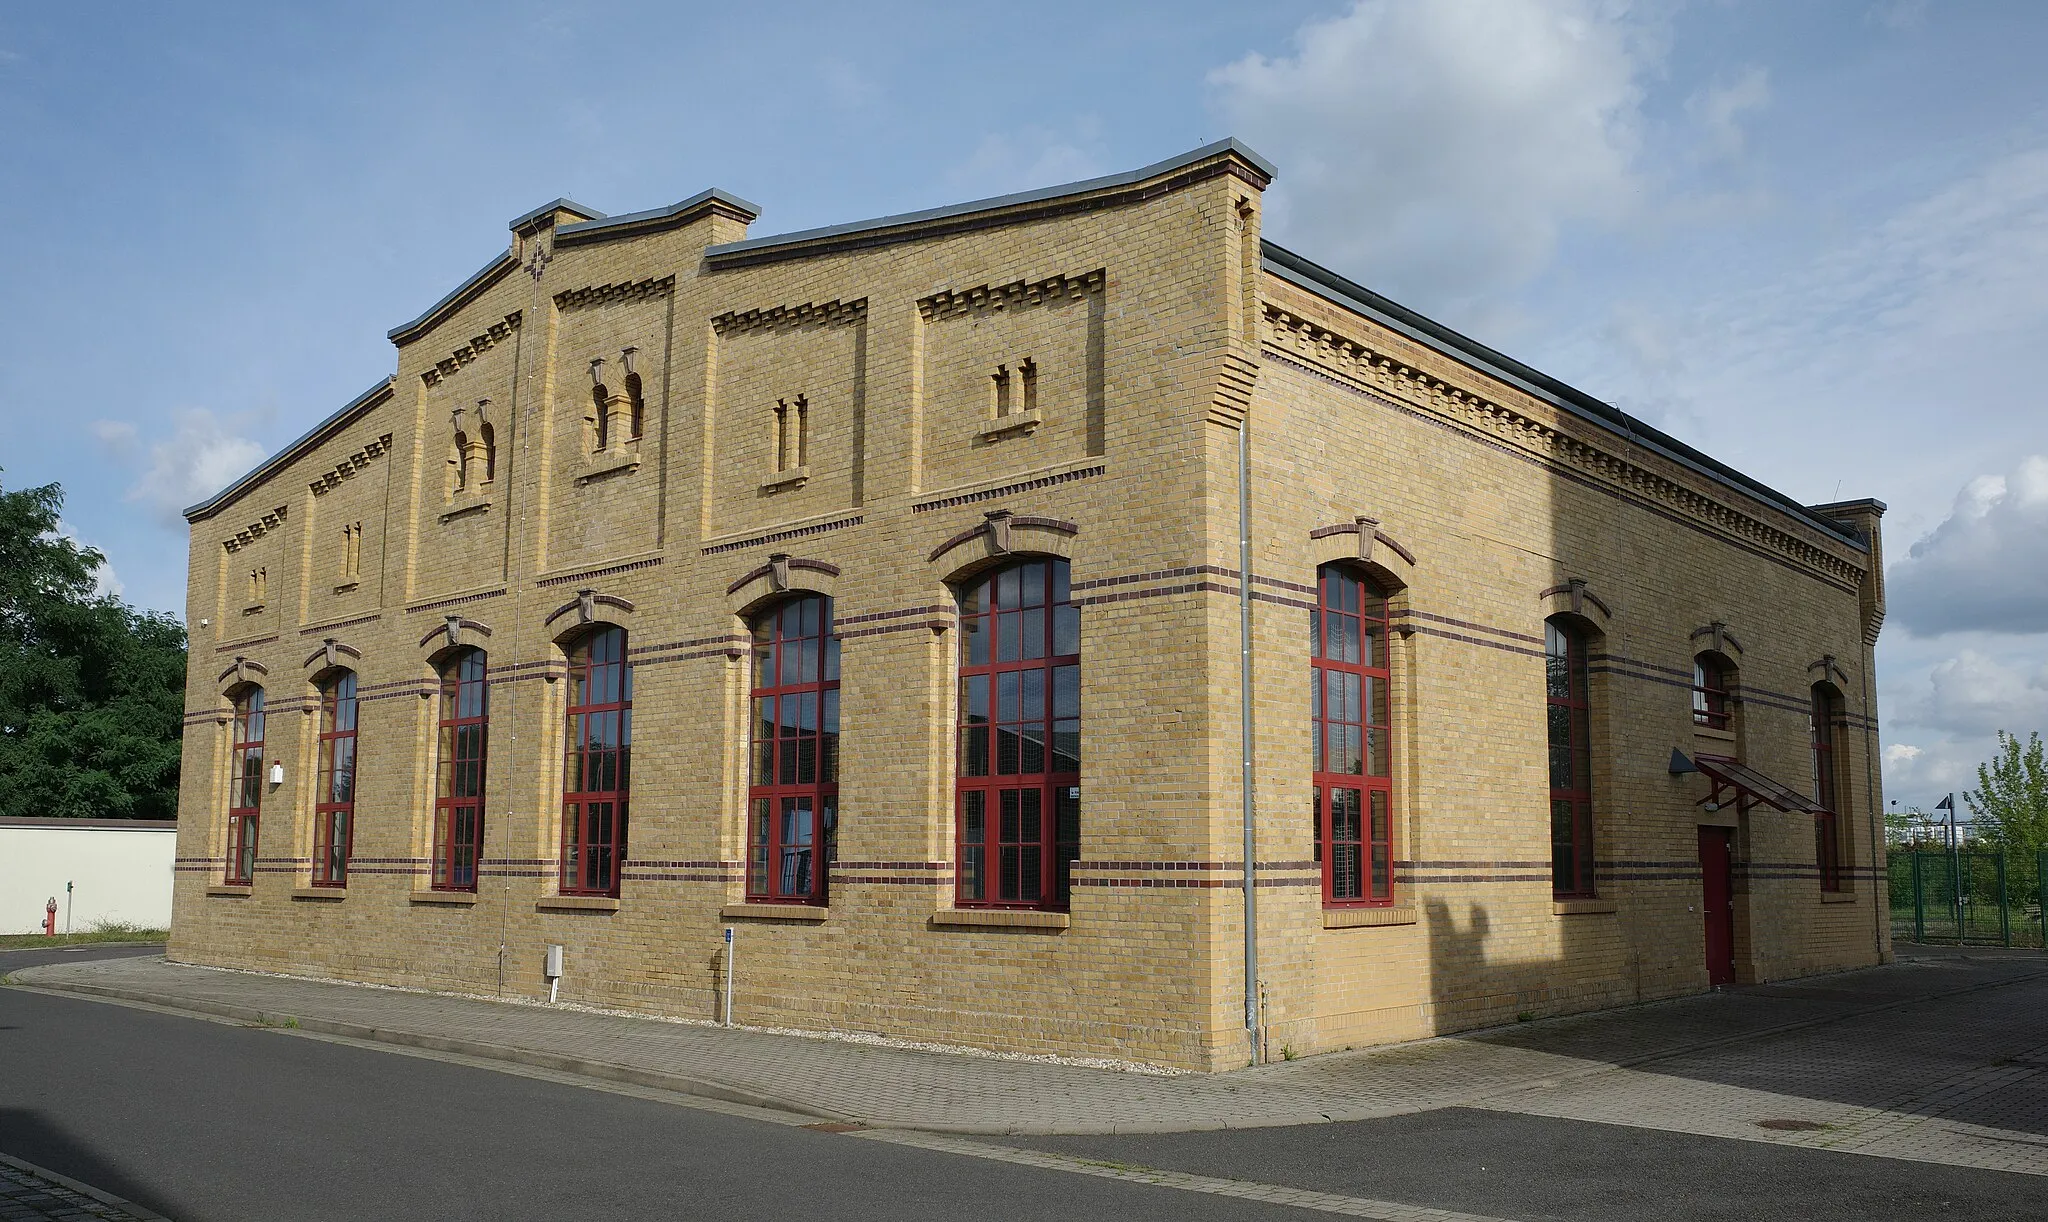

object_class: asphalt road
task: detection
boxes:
[0,959,1318,1222]
[3,949,2041,1222]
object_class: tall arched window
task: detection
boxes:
[956,557,1080,909]
[1693,653,1734,730]
[1812,683,1843,892]
[1546,619,1595,897]
[626,372,645,443]
[311,672,359,887]
[562,626,630,897]
[747,595,840,904]
[1312,564,1392,905]
[226,687,266,885]
[433,649,488,892]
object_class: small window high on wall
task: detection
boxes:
[1312,563,1393,906]
[1693,654,1734,730]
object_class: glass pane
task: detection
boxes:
[1367,673,1386,726]
[998,671,1021,722]
[1365,728,1387,777]
[1332,844,1362,900]
[1053,606,1080,657]
[1050,560,1069,604]
[1364,622,1385,670]
[754,645,773,689]
[996,566,1020,609]
[963,726,989,776]
[1370,789,1389,843]
[1021,668,1044,721]
[1331,787,1361,843]
[960,846,984,901]
[997,725,1020,774]
[799,638,819,685]
[966,616,988,667]
[1019,787,1041,843]
[1345,726,1365,775]
[1339,614,1360,665]
[965,673,989,721]
[1020,608,1044,659]
[1000,789,1020,844]
[1052,720,1079,773]
[824,634,840,682]
[1019,724,1045,775]
[998,611,1022,662]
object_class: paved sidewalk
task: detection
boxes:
[0,1154,164,1221]
[12,949,2048,1173]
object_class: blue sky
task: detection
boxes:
[3,1,2044,806]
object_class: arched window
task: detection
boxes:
[746,595,840,904]
[226,687,266,886]
[1812,683,1843,892]
[1546,618,1595,897]
[955,557,1080,909]
[1693,653,1734,730]
[590,383,611,453]
[626,372,645,443]
[449,430,469,495]
[1312,564,1392,906]
[562,626,631,896]
[311,672,359,887]
[433,649,488,892]
[479,421,496,485]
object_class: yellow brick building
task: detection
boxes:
[171,141,1889,1071]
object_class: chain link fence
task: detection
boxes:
[1889,848,2048,948]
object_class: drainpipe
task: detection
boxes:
[1238,420,1262,1063]
[1859,657,1883,962]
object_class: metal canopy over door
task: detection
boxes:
[1699,826,1736,986]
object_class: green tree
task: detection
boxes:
[1963,730,2048,855]
[0,471,186,820]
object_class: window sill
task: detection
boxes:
[439,497,492,523]
[535,895,620,913]
[930,908,1069,930]
[977,409,1042,441]
[1820,890,1859,904]
[291,886,347,902]
[332,581,360,595]
[721,902,828,922]
[205,884,253,897]
[759,466,810,494]
[1552,898,1618,916]
[1323,906,1417,929]
[578,455,640,486]
[1693,726,1737,747]
[411,890,480,906]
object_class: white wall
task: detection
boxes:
[0,820,176,935]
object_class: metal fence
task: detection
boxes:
[1888,848,2048,948]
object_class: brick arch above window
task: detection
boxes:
[1537,578,1613,626]
[1308,517,1417,576]
[926,509,1078,570]
[214,656,270,699]
[301,637,364,677]
[544,589,636,643]
[725,554,842,619]
[417,615,494,659]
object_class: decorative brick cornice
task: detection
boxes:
[917,270,1102,323]
[419,313,521,387]
[222,505,288,553]
[712,297,866,336]
[555,276,674,312]
[309,434,395,496]
[1263,307,1866,591]
[911,466,1104,513]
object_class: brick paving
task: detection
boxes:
[0,1157,158,1222]
[13,947,2048,1178]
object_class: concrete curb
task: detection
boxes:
[11,974,849,1126]
[0,1151,172,1221]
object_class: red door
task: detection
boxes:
[1698,827,1735,987]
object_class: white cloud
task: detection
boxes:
[91,419,138,455]
[1686,67,1769,161]
[50,518,123,599]
[1209,0,1652,308]
[943,121,1109,200]
[125,409,268,528]
[1889,456,2048,636]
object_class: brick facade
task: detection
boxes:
[170,141,1889,1071]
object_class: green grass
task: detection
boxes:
[0,920,168,950]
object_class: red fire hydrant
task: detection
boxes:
[44,897,58,937]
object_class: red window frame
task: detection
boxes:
[225,687,266,885]
[561,626,630,897]
[1546,619,1595,898]
[1693,655,1733,730]
[1812,685,1843,892]
[747,595,840,905]
[1312,564,1393,906]
[955,558,1080,910]
[433,649,488,892]
[311,672,359,887]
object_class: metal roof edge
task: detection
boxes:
[183,376,397,524]
[1807,497,1888,516]
[386,250,519,345]
[556,188,762,242]
[0,816,178,830]
[703,138,1275,263]
[507,197,604,234]
[1258,242,1867,553]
